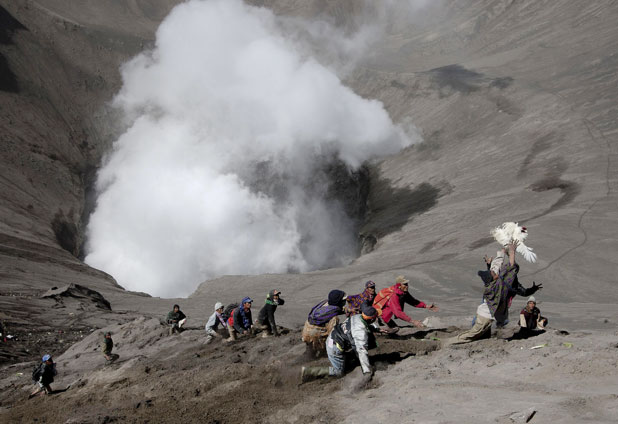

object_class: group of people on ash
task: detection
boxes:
[165,289,286,343]
[203,289,286,342]
[29,240,548,396]
[299,241,547,382]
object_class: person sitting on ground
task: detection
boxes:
[102,332,119,362]
[167,304,187,335]
[227,297,253,341]
[514,296,548,338]
[205,302,228,344]
[376,276,439,332]
[256,289,285,338]
[346,281,377,316]
[301,289,347,354]
[29,354,57,398]
[301,303,381,383]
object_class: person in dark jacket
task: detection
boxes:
[478,251,543,298]
[102,332,119,362]
[307,289,347,326]
[29,354,57,398]
[301,289,347,354]
[482,243,542,328]
[301,303,381,384]
[446,251,543,346]
[227,297,253,341]
[256,290,284,337]
[512,296,548,339]
[167,304,187,335]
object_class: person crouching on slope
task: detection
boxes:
[205,302,227,344]
[227,297,253,341]
[301,303,381,384]
[512,296,548,339]
[378,276,439,332]
[256,289,284,338]
[346,281,377,316]
[167,304,187,335]
[301,289,347,354]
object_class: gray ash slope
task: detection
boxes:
[0,1,617,422]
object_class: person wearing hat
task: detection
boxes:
[346,281,377,316]
[205,302,228,344]
[101,332,119,362]
[29,354,57,398]
[227,297,253,341]
[167,304,187,335]
[379,276,439,330]
[301,303,382,383]
[515,296,548,338]
[301,289,347,354]
[256,289,285,338]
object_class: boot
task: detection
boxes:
[300,366,330,383]
[226,327,237,342]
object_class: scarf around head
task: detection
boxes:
[265,290,279,306]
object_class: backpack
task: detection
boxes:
[373,284,398,310]
[31,363,42,382]
[308,300,341,326]
[222,303,238,322]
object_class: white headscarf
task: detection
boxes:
[490,250,504,274]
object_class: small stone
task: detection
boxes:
[508,407,536,423]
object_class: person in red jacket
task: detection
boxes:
[380,276,439,330]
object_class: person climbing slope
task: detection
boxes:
[375,276,439,332]
[301,303,381,384]
[301,289,347,354]
[205,302,227,344]
[167,304,187,335]
[29,354,57,398]
[102,332,119,362]
[256,289,284,337]
[227,297,253,341]
[346,281,377,316]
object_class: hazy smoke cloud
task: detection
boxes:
[85,0,417,297]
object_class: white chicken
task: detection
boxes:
[490,222,537,263]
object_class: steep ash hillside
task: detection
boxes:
[1,0,617,422]
[0,0,181,342]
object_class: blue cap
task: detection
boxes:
[42,354,51,362]
[241,297,253,304]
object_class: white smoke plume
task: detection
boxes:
[85,0,418,297]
